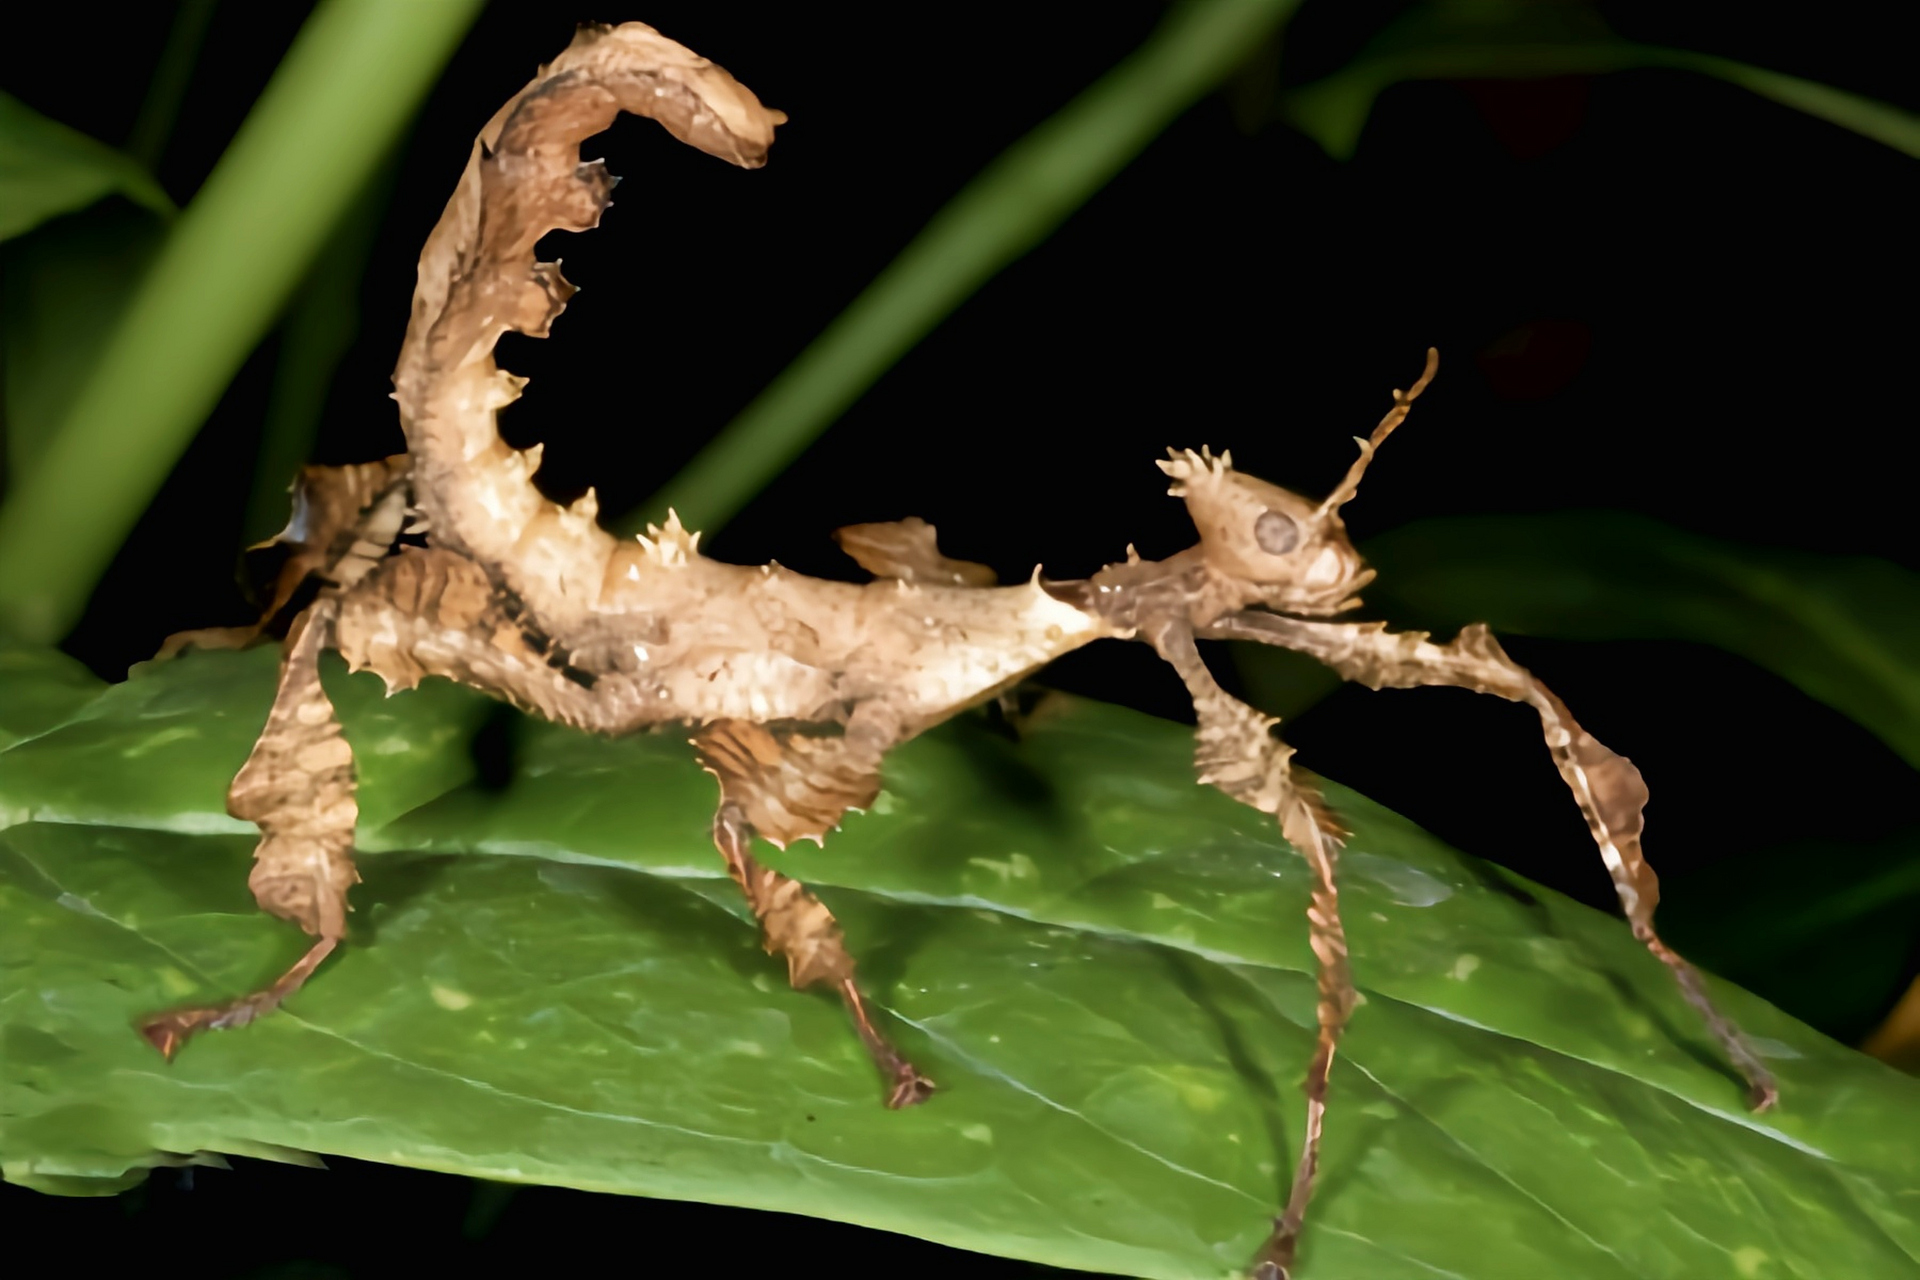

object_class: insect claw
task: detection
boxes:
[884,1064,937,1110]
[137,1016,188,1061]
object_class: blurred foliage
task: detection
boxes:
[1361,511,1920,769]
[0,0,482,643]
[1349,512,1920,1054]
[630,0,1303,534]
[0,90,173,242]
[1279,0,1920,159]
[1,0,1914,632]
[3,646,1918,1276]
[638,0,1920,536]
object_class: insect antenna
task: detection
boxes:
[1316,347,1440,517]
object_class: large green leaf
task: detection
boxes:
[3,648,1916,1277]
[0,643,102,750]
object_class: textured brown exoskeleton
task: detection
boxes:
[138,22,1778,1279]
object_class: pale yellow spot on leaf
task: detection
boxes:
[1451,954,1481,981]
[122,726,199,758]
[966,853,1036,882]
[430,984,473,1011]
[1164,1068,1227,1114]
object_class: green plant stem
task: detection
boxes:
[126,0,219,174]
[0,0,483,643]
[244,156,398,544]
[627,0,1303,536]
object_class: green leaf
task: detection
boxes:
[4,650,1917,1277]
[1281,1,1920,159]
[629,0,1303,536]
[0,91,173,244]
[0,647,490,837]
[0,643,101,751]
[1360,511,1920,770]
[0,0,485,644]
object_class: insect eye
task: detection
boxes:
[1254,510,1299,555]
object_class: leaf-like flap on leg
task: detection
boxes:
[1147,621,1306,818]
[710,802,854,991]
[157,457,411,658]
[227,608,358,941]
[332,546,615,729]
[1527,678,1662,920]
[693,719,885,849]
[833,518,997,587]
[708,804,933,1108]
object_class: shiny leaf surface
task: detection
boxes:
[3,649,1916,1278]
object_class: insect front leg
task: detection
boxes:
[694,714,936,1110]
[138,607,358,1056]
[1203,610,1779,1111]
[1147,622,1354,1280]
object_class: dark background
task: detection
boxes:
[3,2,1914,1275]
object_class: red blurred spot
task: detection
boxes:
[1477,319,1593,401]
[1455,76,1592,160]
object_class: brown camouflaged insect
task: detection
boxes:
[141,23,1777,1279]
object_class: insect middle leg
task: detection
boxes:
[708,801,934,1108]
[695,717,935,1110]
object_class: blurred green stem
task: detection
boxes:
[126,0,218,174]
[627,0,1303,535]
[0,0,482,643]
[244,155,398,544]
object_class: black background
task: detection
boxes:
[3,2,1914,1275]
